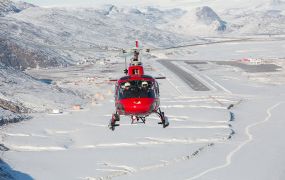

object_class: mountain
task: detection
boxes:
[159,6,228,36]
[160,1,285,36]
[0,31,71,70]
[196,6,226,31]
[0,5,193,70]
[14,1,36,10]
[1,1,285,70]
[222,0,285,35]
[0,62,85,123]
[0,0,20,16]
[0,0,35,17]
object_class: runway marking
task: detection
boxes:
[166,75,184,96]
[203,74,232,94]
[187,102,284,180]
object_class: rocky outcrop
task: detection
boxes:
[196,6,227,31]
[0,0,35,17]
[0,98,31,113]
[0,99,31,126]
[0,38,69,70]
[0,0,20,17]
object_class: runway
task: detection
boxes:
[158,60,210,91]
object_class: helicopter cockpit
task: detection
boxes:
[118,80,156,99]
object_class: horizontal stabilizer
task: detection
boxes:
[155,77,166,79]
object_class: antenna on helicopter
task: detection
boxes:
[122,49,128,75]
[130,40,142,66]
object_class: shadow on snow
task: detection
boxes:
[0,159,33,180]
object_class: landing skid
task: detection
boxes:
[109,108,169,131]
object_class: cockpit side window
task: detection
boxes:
[155,81,160,96]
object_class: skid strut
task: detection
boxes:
[156,108,169,128]
[109,112,120,131]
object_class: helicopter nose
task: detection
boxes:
[123,98,154,114]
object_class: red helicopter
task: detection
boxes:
[109,41,169,131]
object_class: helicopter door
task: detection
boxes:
[115,83,119,100]
[155,81,160,97]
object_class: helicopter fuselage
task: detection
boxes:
[114,75,160,116]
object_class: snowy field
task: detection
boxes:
[1,39,285,180]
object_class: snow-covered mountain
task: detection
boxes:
[160,6,228,36]
[160,1,285,36]
[196,6,226,31]
[0,0,20,16]
[221,1,285,35]
[1,1,285,70]
[14,1,36,10]
[0,4,194,70]
[0,61,85,125]
[0,0,35,16]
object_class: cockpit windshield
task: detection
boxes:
[118,80,155,99]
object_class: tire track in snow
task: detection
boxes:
[187,102,284,180]
[78,137,225,148]
[7,145,66,152]
[161,105,225,109]
[79,163,137,180]
[149,115,228,124]
[92,143,215,180]
[4,133,48,138]
[6,137,226,152]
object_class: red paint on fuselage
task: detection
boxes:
[128,66,144,76]
[117,98,156,116]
